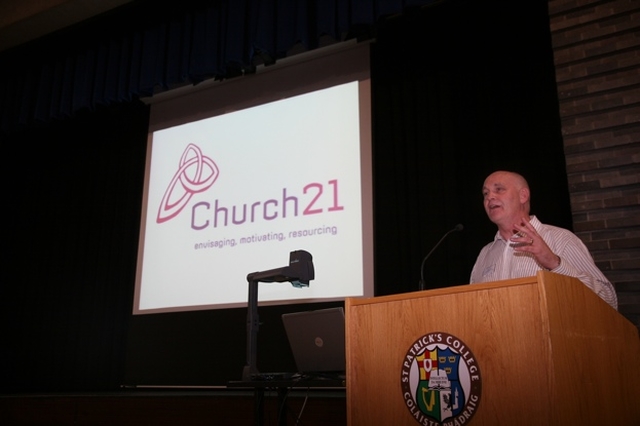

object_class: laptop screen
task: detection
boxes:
[282,307,346,375]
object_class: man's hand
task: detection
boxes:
[511,217,561,270]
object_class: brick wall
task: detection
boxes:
[548,0,639,328]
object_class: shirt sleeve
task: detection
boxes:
[545,227,618,310]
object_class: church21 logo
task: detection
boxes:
[401,332,482,425]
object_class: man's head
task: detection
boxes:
[482,171,531,231]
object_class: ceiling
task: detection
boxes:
[0,0,134,52]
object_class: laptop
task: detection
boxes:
[281,307,346,379]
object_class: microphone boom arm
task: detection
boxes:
[419,224,463,291]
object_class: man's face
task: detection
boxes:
[482,172,528,228]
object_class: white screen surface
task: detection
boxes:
[134,42,373,313]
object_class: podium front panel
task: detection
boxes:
[345,273,640,425]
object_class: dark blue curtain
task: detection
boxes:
[0,0,570,391]
[0,0,433,135]
[1,101,150,392]
[0,0,438,393]
[370,0,570,294]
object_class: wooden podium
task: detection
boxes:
[345,271,640,425]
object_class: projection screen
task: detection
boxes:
[134,41,373,313]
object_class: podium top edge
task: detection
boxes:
[346,275,541,307]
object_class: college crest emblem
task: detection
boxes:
[401,332,482,425]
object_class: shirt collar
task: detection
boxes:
[492,215,542,242]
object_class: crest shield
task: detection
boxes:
[415,347,465,422]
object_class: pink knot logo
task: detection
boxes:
[157,144,219,223]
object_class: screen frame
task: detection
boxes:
[133,40,374,314]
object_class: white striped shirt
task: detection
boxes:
[470,216,618,309]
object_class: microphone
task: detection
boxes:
[418,224,464,291]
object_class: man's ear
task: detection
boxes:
[519,187,530,204]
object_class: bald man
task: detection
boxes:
[470,170,618,309]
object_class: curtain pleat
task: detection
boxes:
[128,32,144,98]
[139,27,165,94]
[72,53,87,111]
[90,47,105,108]
[166,18,190,85]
